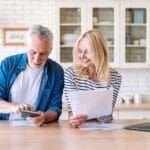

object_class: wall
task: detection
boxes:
[118,69,150,103]
[0,0,55,60]
[0,0,150,104]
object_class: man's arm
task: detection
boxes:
[0,58,16,114]
[45,65,64,121]
[0,100,16,113]
[27,110,59,127]
[44,110,59,123]
[0,100,34,114]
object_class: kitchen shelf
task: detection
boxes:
[61,45,74,48]
[126,45,146,47]
[108,45,114,47]
[60,23,81,26]
[93,23,114,26]
[126,23,146,26]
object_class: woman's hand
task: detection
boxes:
[26,111,45,127]
[69,114,88,128]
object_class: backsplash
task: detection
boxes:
[0,0,150,104]
[117,69,150,103]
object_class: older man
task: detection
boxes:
[0,24,64,126]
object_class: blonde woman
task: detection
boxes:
[64,29,121,128]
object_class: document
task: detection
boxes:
[11,120,47,127]
[79,122,123,131]
[11,120,35,127]
[69,87,113,119]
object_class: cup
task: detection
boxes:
[122,95,133,104]
[134,94,142,104]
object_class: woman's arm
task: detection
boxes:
[110,69,122,108]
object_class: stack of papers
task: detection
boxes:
[11,120,35,127]
[79,123,123,131]
[69,88,113,119]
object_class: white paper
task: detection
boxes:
[11,120,35,127]
[79,122,123,131]
[69,88,113,119]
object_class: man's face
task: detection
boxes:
[25,35,52,68]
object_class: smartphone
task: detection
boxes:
[21,110,40,118]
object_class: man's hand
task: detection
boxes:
[69,114,88,128]
[13,104,34,113]
[27,111,46,127]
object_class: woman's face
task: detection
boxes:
[77,39,94,68]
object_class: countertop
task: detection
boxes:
[62,103,150,112]
[114,103,150,111]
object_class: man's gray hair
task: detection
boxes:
[26,24,53,41]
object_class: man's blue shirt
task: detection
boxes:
[0,53,64,120]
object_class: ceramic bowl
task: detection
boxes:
[62,34,78,44]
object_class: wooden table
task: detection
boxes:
[0,120,150,150]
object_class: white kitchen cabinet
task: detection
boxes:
[115,111,139,119]
[140,111,150,119]
[113,103,150,119]
[87,0,120,68]
[113,111,150,119]
[54,0,150,68]
[120,0,150,68]
[54,0,119,67]
[54,0,86,68]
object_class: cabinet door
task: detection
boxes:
[54,1,86,67]
[118,111,150,119]
[113,111,119,119]
[120,2,150,68]
[140,111,150,119]
[87,1,120,68]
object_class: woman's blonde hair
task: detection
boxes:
[73,29,110,82]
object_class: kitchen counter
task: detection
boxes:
[114,103,150,111]
[61,103,150,120]
[63,103,150,112]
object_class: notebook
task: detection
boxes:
[124,122,150,132]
